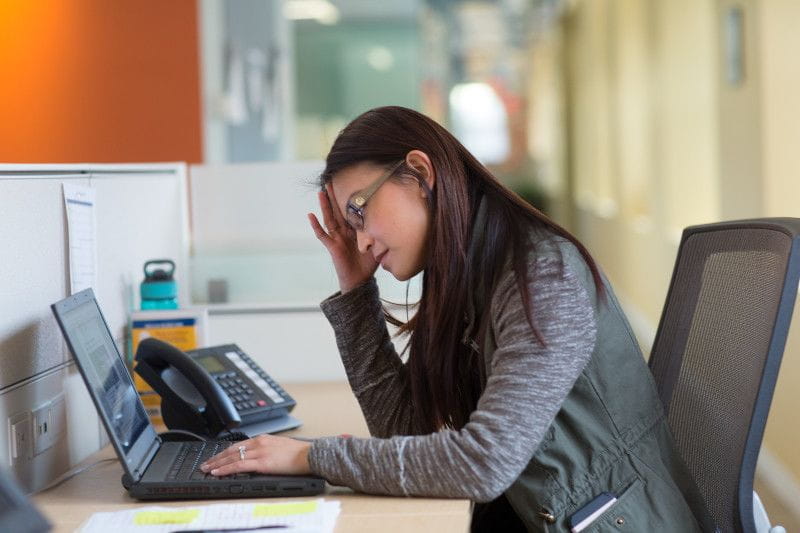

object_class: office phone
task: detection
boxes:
[134,338,296,438]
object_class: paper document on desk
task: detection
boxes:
[78,498,339,533]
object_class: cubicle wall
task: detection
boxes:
[189,161,347,382]
[189,161,419,383]
[0,164,190,492]
[0,160,415,495]
[189,160,334,304]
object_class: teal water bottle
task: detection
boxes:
[140,259,178,309]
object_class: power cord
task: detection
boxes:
[36,456,119,493]
[158,428,208,442]
[34,430,250,494]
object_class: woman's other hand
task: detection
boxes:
[200,435,312,477]
[308,183,378,293]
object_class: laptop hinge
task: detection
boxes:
[132,436,161,481]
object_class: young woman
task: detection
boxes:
[202,106,713,532]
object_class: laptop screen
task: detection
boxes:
[53,291,150,455]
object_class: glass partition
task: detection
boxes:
[193,0,563,307]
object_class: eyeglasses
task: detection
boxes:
[345,160,404,231]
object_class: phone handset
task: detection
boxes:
[134,338,241,438]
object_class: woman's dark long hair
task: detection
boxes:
[320,106,604,434]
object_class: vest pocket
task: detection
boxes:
[580,478,645,532]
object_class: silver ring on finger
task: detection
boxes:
[238,445,246,461]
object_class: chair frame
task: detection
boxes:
[649,218,800,533]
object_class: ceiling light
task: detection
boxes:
[284,0,340,25]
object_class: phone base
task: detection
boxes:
[236,414,303,437]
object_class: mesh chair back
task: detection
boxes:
[649,219,800,533]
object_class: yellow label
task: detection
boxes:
[132,323,198,394]
[133,509,200,525]
[253,500,319,517]
[131,324,198,353]
[134,372,154,394]
[138,393,164,427]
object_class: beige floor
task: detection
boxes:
[754,475,799,530]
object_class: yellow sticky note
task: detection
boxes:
[253,500,319,517]
[133,509,200,525]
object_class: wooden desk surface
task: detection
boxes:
[33,382,472,532]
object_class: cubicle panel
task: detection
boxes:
[189,160,335,305]
[90,169,191,339]
[206,306,412,383]
[188,161,422,306]
[0,163,189,492]
[0,366,102,493]
[189,160,325,252]
[207,310,347,383]
[0,175,85,388]
[0,166,190,390]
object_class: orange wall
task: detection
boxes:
[0,1,202,164]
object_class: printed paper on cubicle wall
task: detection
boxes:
[62,183,97,294]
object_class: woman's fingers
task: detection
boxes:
[318,189,340,233]
[324,183,349,228]
[201,439,256,472]
[206,444,266,474]
[210,458,265,477]
[314,189,355,248]
[308,213,331,243]
[200,436,311,477]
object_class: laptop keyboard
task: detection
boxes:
[166,441,252,481]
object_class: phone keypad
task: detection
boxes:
[214,372,260,411]
[216,350,290,413]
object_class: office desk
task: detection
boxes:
[33,382,472,532]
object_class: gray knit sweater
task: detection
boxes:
[307,241,598,503]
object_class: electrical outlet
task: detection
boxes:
[32,403,50,456]
[7,412,31,465]
[32,393,66,456]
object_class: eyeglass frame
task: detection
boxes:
[345,160,405,231]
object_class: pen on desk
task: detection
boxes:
[174,526,288,533]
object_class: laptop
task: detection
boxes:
[51,288,325,500]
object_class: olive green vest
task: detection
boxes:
[466,203,714,532]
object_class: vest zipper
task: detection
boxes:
[538,507,556,528]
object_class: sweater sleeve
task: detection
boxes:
[319,277,416,437]
[309,254,598,502]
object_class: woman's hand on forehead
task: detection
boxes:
[308,183,380,293]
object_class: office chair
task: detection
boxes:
[648,218,800,533]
